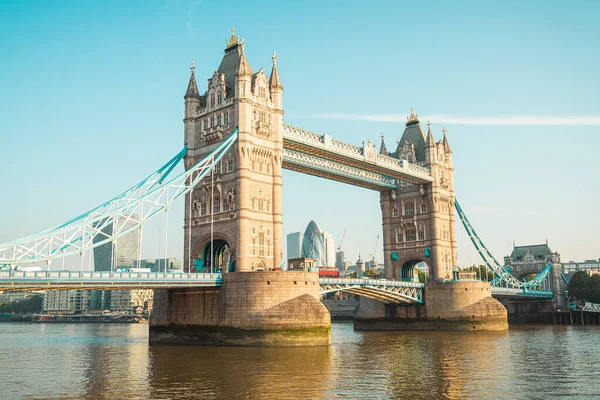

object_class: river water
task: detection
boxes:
[1,323,599,399]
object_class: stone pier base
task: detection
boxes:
[149,271,331,346]
[354,281,508,331]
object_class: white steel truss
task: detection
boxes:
[0,130,238,267]
[319,278,424,304]
[582,302,600,312]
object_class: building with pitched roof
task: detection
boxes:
[504,241,561,280]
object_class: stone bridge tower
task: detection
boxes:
[380,111,458,282]
[150,29,330,347]
[183,28,284,273]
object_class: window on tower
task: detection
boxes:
[224,111,229,125]
[210,94,215,108]
[404,201,415,216]
[217,114,222,125]
[203,119,208,130]
[213,194,220,213]
[392,207,399,218]
[217,92,222,104]
[226,158,234,173]
[395,230,403,243]
[405,229,416,241]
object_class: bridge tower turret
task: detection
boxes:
[182,28,285,274]
[382,111,458,282]
[184,62,201,150]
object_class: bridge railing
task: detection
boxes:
[491,287,553,297]
[0,270,223,281]
[319,277,424,288]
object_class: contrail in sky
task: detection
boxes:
[307,113,600,126]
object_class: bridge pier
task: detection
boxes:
[149,271,331,346]
[354,281,507,331]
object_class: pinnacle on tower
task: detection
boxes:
[442,127,452,153]
[225,25,241,49]
[379,132,389,155]
[406,107,419,125]
[426,120,435,147]
[185,61,200,98]
[269,52,283,90]
[235,41,252,76]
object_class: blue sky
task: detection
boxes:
[1,0,599,267]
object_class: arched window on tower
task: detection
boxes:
[210,93,215,108]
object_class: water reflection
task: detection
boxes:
[1,323,600,399]
[147,343,332,399]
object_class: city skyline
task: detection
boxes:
[1,1,599,268]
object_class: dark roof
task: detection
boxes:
[379,135,388,155]
[510,244,553,260]
[185,72,200,98]
[392,121,427,162]
[216,44,249,97]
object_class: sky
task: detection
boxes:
[1,0,599,268]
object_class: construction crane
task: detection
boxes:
[337,228,347,252]
[370,234,380,267]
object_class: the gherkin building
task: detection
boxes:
[301,220,326,266]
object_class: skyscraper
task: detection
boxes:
[286,232,304,260]
[93,216,140,271]
[288,220,336,267]
[324,233,335,267]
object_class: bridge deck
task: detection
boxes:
[0,272,553,300]
[0,271,223,291]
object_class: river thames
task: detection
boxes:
[1,323,599,399]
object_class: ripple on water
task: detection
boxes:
[1,323,600,399]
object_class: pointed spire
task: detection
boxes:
[185,61,200,98]
[269,51,283,90]
[426,120,435,147]
[442,127,452,153]
[235,42,252,76]
[379,132,388,155]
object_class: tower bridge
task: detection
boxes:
[0,29,564,345]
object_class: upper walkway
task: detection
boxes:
[282,124,433,190]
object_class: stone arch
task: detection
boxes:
[193,233,234,273]
[393,255,430,282]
